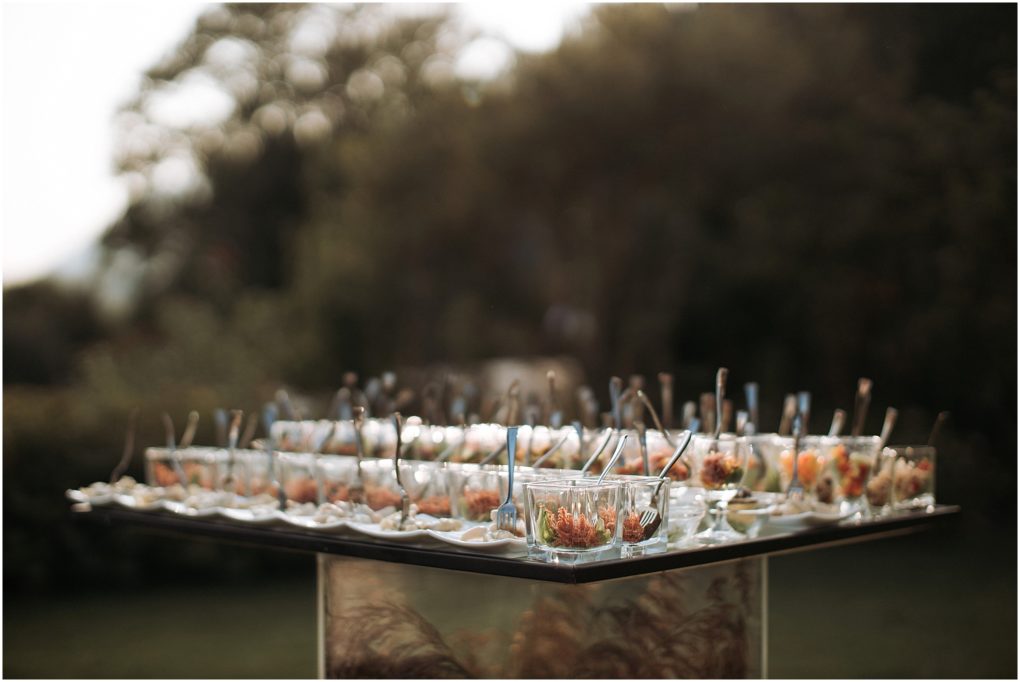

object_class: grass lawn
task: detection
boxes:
[4,579,317,678]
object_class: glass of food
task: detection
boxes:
[450,424,502,463]
[824,436,882,513]
[145,446,226,490]
[738,434,783,492]
[403,424,454,461]
[361,418,399,459]
[529,425,580,470]
[600,475,670,555]
[865,447,896,517]
[278,452,320,506]
[357,458,405,511]
[571,427,619,475]
[226,447,278,498]
[319,420,358,455]
[777,436,826,501]
[448,463,508,522]
[691,434,750,544]
[399,459,453,517]
[891,445,936,511]
[271,420,336,453]
[525,478,622,558]
[316,454,360,504]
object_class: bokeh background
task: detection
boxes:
[3,2,1016,678]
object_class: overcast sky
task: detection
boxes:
[1,1,589,286]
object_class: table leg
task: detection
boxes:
[318,554,766,678]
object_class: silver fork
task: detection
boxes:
[109,409,139,484]
[348,407,367,503]
[495,426,519,532]
[635,390,676,448]
[595,434,629,484]
[786,414,805,500]
[392,412,410,527]
[579,427,615,475]
[640,429,695,528]
[161,412,190,486]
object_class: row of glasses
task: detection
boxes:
[271,419,598,467]
[142,431,936,534]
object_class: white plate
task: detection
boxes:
[112,493,165,512]
[764,511,813,527]
[766,509,854,528]
[279,514,349,531]
[163,501,220,518]
[805,509,855,525]
[427,528,527,554]
[66,489,114,506]
[218,507,283,525]
[345,521,431,541]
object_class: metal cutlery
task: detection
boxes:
[495,426,520,533]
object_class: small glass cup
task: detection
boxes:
[448,463,504,521]
[865,447,896,517]
[601,475,670,555]
[741,434,784,493]
[399,460,453,517]
[361,418,398,458]
[320,421,359,455]
[891,445,936,510]
[145,446,225,490]
[357,458,404,511]
[316,455,360,503]
[278,452,319,505]
[572,427,619,475]
[667,486,707,546]
[272,420,338,453]
[691,434,750,544]
[403,424,457,461]
[529,426,583,470]
[526,478,622,559]
[823,436,881,513]
[223,448,277,498]
[777,436,826,500]
[450,424,502,463]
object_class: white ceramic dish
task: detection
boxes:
[278,513,349,531]
[345,521,431,541]
[66,489,114,506]
[218,507,283,525]
[426,528,527,554]
[112,493,166,512]
[162,501,220,518]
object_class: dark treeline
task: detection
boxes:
[3,3,1015,592]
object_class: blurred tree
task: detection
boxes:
[2,3,1015,592]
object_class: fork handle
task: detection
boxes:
[392,413,403,486]
[504,427,518,505]
[596,434,628,484]
[579,427,614,474]
[789,415,803,490]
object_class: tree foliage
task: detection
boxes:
[3,3,1015,591]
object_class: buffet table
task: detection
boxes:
[72,504,958,679]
